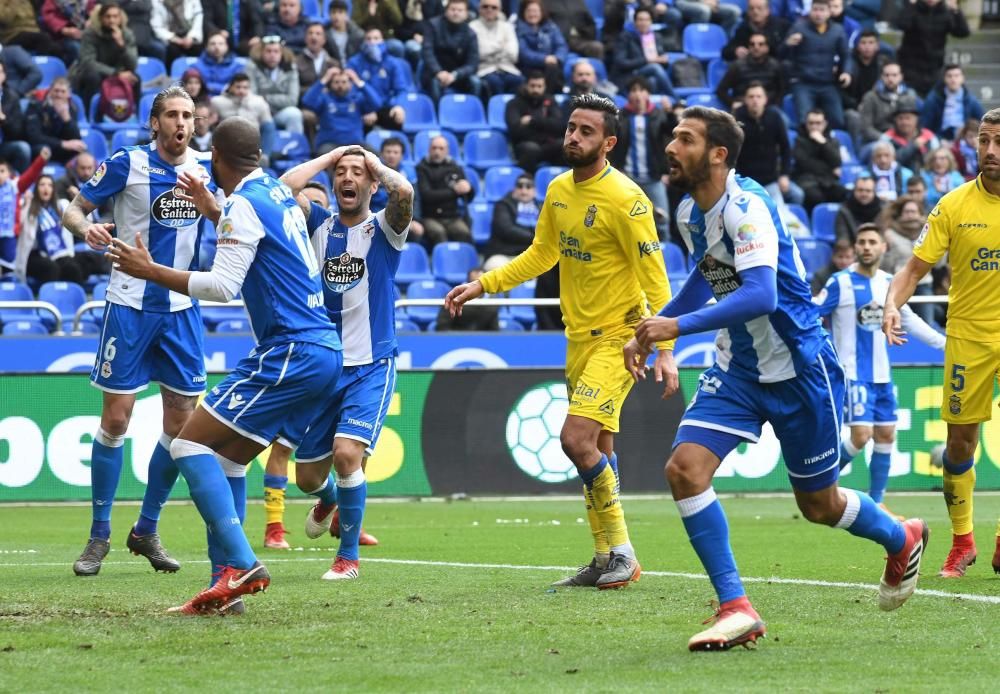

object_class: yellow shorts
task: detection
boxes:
[565,330,635,433]
[942,336,1000,424]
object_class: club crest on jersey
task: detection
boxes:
[89,162,107,186]
[949,394,961,415]
[856,301,883,331]
[362,222,375,239]
[323,253,366,293]
[584,204,598,227]
[151,188,200,228]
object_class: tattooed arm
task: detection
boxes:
[362,150,414,236]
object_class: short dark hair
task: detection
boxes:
[743,80,766,96]
[213,117,261,171]
[748,31,769,46]
[906,175,926,188]
[518,0,548,22]
[855,222,884,239]
[445,0,468,6]
[99,1,121,17]
[625,75,651,93]
[943,63,963,74]
[380,136,405,152]
[229,72,251,86]
[569,93,619,138]
[680,106,744,167]
[307,20,325,31]
[303,181,330,203]
[525,70,546,82]
[881,61,901,74]
[633,7,654,21]
[811,0,830,7]
[329,0,348,12]
[857,29,879,42]
[854,174,875,187]
[806,108,826,119]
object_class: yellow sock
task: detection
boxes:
[264,486,286,526]
[588,463,630,549]
[583,485,610,555]
[943,462,975,536]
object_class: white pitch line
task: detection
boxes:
[1,555,998,605]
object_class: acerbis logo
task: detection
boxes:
[505,382,576,483]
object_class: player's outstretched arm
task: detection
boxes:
[444,280,485,317]
[106,232,191,294]
[362,150,414,234]
[62,194,115,251]
[883,255,934,346]
[280,145,357,196]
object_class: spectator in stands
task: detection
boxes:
[610,76,673,240]
[202,0,267,56]
[857,62,917,161]
[843,30,887,110]
[0,0,70,62]
[722,0,789,62]
[675,0,742,34]
[421,0,480,101]
[0,63,32,173]
[484,172,538,270]
[302,67,380,152]
[371,136,425,239]
[782,0,851,130]
[41,0,96,64]
[120,0,167,62]
[326,0,365,65]
[0,43,41,98]
[566,59,613,100]
[950,117,979,181]
[69,2,139,106]
[352,0,403,55]
[602,0,683,58]
[417,135,473,245]
[151,0,203,67]
[299,21,340,91]
[921,146,964,207]
[346,28,410,129]
[896,0,969,97]
[545,0,604,59]
[24,77,86,164]
[505,71,565,172]
[181,67,210,106]
[210,73,276,165]
[0,147,47,274]
[827,0,860,41]
[395,0,443,67]
[435,268,500,330]
[470,0,523,100]
[792,108,847,210]
[715,32,784,110]
[611,8,674,99]
[920,65,984,141]
[870,140,913,202]
[54,151,96,204]
[191,102,216,151]
[515,0,568,94]
[811,238,854,295]
[734,82,802,207]
[881,103,939,173]
[248,36,304,139]
[879,193,936,322]
[834,174,882,242]
[905,174,928,206]
[266,0,311,51]
[195,30,244,96]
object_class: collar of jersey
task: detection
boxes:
[574,163,613,187]
[234,167,266,192]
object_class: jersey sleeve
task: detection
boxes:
[80,149,131,207]
[900,304,946,350]
[375,208,409,251]
[189,195,264,302]
[619,191,674,350]
[479,196,559,294]
[306,201,332,234]
[912,203,950,265]
[723,193,779,273]
[812,274,842,316]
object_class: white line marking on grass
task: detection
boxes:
[2,555,998,606]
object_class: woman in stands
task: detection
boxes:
[515,0,568,93]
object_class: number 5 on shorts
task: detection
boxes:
[950,364,965,392]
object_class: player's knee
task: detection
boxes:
[332,439,365,475]
[101,412,130,436]
[795,495,840,526]
[294,465,325,492]
[850,430,872,449]
[945,432,977,462]
[559,431,590,467]
[872,431,895,445]
[664,452,704,495]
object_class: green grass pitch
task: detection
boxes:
[2,495,998,693]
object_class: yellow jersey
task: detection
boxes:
[479,163,673,347]
[913,175,1000,342]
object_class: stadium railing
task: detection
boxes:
[0,301,63,333]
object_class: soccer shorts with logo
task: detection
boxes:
[674,341,846,492]
[941,335,1000,424]
[90,302,206,395]
[565,329,635,433]
[844,380,897,427]
[296,357,397,462]
[203,342,343,448]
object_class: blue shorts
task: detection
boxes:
[674,341,846,492]
[204,341,343,448]
[845,380,897,427]
[296,357,397,462]
[91,302,206,395]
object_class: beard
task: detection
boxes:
[668,153,712,192]
[563,142,601,168]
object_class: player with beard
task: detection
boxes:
[624,106,927,651]
[446,93,676,590]
[62,86,214,578]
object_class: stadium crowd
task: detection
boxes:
[0,0,982,334]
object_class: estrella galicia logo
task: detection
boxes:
[856,301,883,332]
[150,188,200,228]
[323,252,366,293]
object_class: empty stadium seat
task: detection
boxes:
[392,93,437,133]
[138,93,156,125]
[498,317,526,332]
[438,94,488,134]
[785,203,810,229]
[0,280,38,324]
[213,318,252,333]
[136,56,167,88]
[33,56,67,89]
[42,163,66,179]
[796,238,832,277]
[464,130,512,170]
[683,23,728,62]
[405,279,451,327]
[832,129,857,163]
[462,164,482,201]
[37,281,87,333]
[396,242,434,288]
[506,280,537,328]
[533,166,566,201]
[80,128,109,162]
[395,317,421,332]
[365,129,412,161]
[111,128,148,151]
[707,58,728,90]
[487,94,514,132]
[271,131,311,172]
[662,242,687,276]
[2,320,49,336]
[169,56,200,80]
[484,165,525,202]
[432,242,479,285]
[469,200,494,246]
[810,203,840,243]
[412,129,460,162]
[684,92,725,110]
[71,93,88,124]
[300,0,323,20]
[782,94,797,123]
[840,163,865,187]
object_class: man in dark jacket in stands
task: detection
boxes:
[896,0,969,97]
[715,32,784,109]
[505,72,565,172]
[734,82,802,206]
[0,42,41,97]
[792,108,846,209]
[0,62,30,172]
[417,135,474,246]
[24,77,86,164]
[722,0,789,62]
[920,65,984,140]
[781,0,851,129]
[484,173,539,268]
[545,0,603,58]
[202,0,266,56]
[834,174,882,242]
[421,0,480,101]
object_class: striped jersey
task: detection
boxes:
[81,143,212,312]
[308,204,408,366]
[675,169,825,383]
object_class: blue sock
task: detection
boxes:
[227,475,247,525]
[208,465,248,586]
[264,473,288,491]
[309,474,339,507]
[90,428,125,540]
[135,435,178,536]
[578,455,608,490]
[173,441,257,570]
[839,439,860,471]
[837,488,906,554]
[335,471,367,561]
[608,453,619,480]
[677,489,745,604]
[869,443,892,504]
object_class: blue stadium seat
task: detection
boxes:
[585,0,605,31]
[462,165,482,202]
[271,131,311,173]
[722,0,748,10]
[662,242,687,276]
[412,129,460,162]
[832,129,857,163]
[782,93,797,123]
[201,303,244,330]
[75,320,101,334]
[564,57,608,82]
[2,320,49,336]
[400,161,419,185]
[796,238,832,277]
[0,280,38,324]
[487,94,514,132]
[786,128,797,149]
[840,163,865,187]
[786,203,810,229]
[92,280,109,301]
[365,129,412,161]
[33,56,67,89]
[683,23,728,62]
[300,0,322,20]
[71,93,88,124]
[136,56,167,86]
[810,203,840,243]
[213,318,252,333]
[498,317,526,332]
[484,165,525,202]
[469,200,494,246]
[438,94,488,134]
[507,280,537,328]
[42,163,66,179]
[138,93,156,125]
[392,93,438,134]
[684,92,725,110]
[405,279,451,327]
[396,242,434,288]
[395,317,421,332]
[88,94,138,133]
[707,58,728,90]
[533,166,567,201]
[432,242,479,285]
[37,281,87,332]
[111,128,148,151]
[169,56,200,80]
[80,128,109,162]
[464,129,512,170]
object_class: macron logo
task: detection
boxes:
[734,196,751,213]
[228,393,245,410]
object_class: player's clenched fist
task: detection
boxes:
[84,222,116,251]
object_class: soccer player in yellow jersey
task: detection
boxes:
[445,93,677,589]
[883,108,1000,577]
